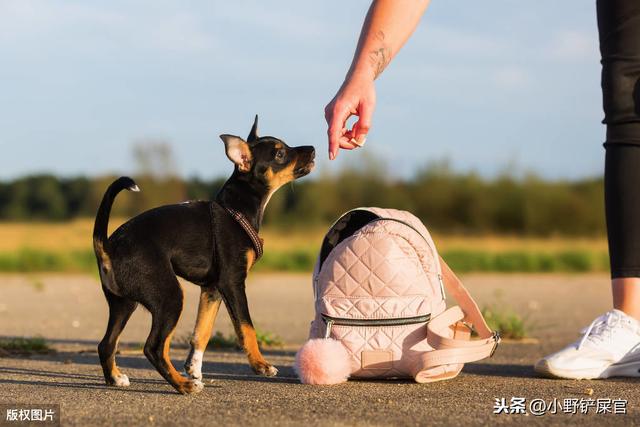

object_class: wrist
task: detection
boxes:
[346,65,376,84]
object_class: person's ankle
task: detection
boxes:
[612,277,640,321]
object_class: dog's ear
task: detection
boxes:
[220,134,253,172]
[247,114,259,144]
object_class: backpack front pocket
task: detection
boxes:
[321,313,431,338]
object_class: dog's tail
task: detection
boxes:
[92,176,139,269]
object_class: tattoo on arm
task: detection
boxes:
[368,30,391,79]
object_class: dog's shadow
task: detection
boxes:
[0,349,300,396]
[106,350,301,384]
[25,336,301,382]
[0,364,179,395]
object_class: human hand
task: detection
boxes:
[324,72,376,160]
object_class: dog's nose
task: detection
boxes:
[301,146,315,158]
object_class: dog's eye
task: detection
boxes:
[275,150,285,161]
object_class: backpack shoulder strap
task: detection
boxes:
[413,256,500,383]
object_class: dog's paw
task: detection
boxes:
[184,350,203,380]
[184,363,202,380]
[107,373,130,387]
[179,379,204,395]
[252,362,278,377]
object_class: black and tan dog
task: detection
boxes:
[93,116,315,394]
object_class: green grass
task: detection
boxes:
[441,249,609,273]
[207,330,284,350]
[479,306,528,340]
[255,330,284,348]
[0,249,96,273]
[28,276,45,292]
[0,337,52,355]
[257,248,609,273]
[253,248,317,272]
[0,247,610,273]
[207,331,239,350]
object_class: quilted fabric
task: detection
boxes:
[309,208,447,378]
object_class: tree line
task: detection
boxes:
[0,164,605,236]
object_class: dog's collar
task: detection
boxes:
[223,206,264,261]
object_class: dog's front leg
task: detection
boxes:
[219,272,278,377]
[185,287,222,380]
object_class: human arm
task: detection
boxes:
[324,0,431,159]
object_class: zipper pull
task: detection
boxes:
[324,319,334,339]
[438,274,446,300]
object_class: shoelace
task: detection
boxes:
[578,311,621,350]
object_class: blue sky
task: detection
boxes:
[0,1,602,180]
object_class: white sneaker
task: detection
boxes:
[535,309,640,379]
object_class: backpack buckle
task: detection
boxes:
[490,331,501,357]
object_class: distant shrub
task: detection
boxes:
[0,165,607,237]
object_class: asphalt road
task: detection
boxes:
[1,273,639,426]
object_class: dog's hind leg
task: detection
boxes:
[143,277,203,394]
[185,287,222,380]
[98,288,137,387]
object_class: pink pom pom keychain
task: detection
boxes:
[294,338,351,385]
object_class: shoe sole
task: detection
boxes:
[601,358,640,378]
[535,358,640,380]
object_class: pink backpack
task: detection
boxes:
[295,208,500,384]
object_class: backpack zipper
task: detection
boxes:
[322,313,431,339]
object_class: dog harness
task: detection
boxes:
[224,206,264,261]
